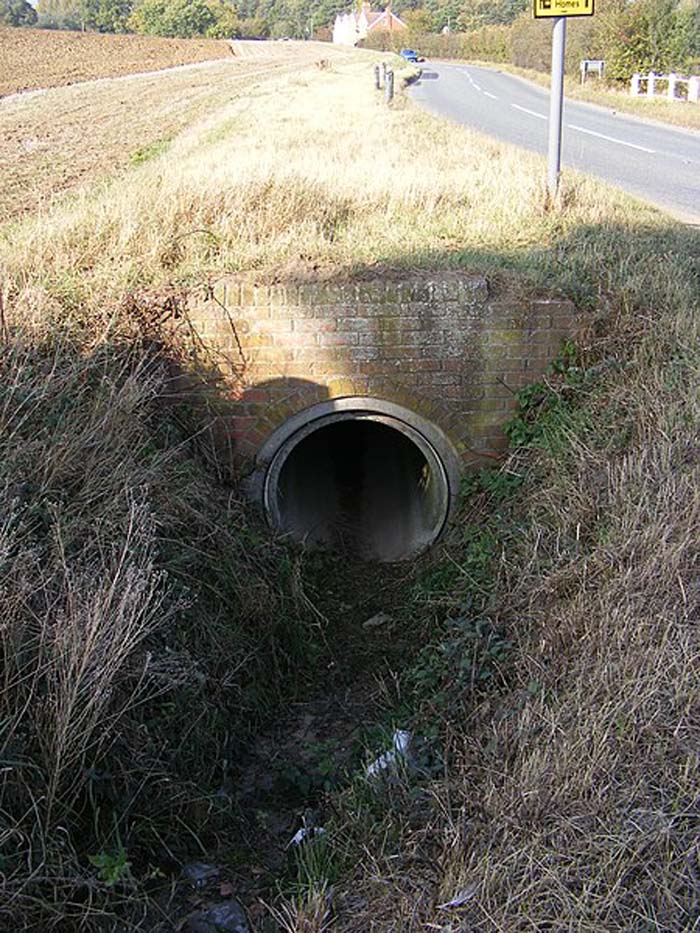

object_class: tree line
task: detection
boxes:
[0,0,348,39]
[364,0,700,83]
[1,0,698,82]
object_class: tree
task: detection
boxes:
[84,0,133,31]
[0,0,38,25]
[129,0,216,35]
[402,8,436,33]
[205,0,242,36]
[459,0,526,31]
[673,0,700,73]
[35,0,86,29]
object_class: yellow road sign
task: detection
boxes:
[534,0,594,17]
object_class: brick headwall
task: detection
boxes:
[185,275,580,465]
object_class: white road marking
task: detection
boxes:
[511,103,546,120]
[484,91,499,99]
[567,123,655,153]
[473,83,482,91]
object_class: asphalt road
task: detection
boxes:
[409,62,700,223]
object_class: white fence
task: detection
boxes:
[630,71,700,103]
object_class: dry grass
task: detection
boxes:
[0,313,320,929]
[332,321,700,928]
[1,47,698,931]
[0,53,671,309]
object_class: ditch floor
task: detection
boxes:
[168,553,435,932]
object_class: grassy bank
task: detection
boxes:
[1,50,699,930]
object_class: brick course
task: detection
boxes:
[186,276,581,465]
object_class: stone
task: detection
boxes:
[362,612,394,630]
[182,862,220,888]
[185,901,249,933]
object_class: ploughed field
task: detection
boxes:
[0,36,342,220]
[0,27,236,98]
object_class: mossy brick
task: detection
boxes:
[481,432,509,450]
[247,317,290,335]
[404,281,433,302]
[346,301,398,318]
[482,350,527,366]
[487,304,531,328]
[294,317,336,333]
[294,347,346,362]
[381,315,433,332]
[269,284,298,306]
[239,282,270,307]
[432,277,488,303]
[483,383,519,399]
[308,361,349,376]
[327,377,369,397]
[485,329,530,347]
[319,332,359,348]
[209,280,239,308]
[531,298,575,315]
[468,411,508,431]
[428,372,460,386]
[354,282,383,303]
[401,358,444,373]
[247,347,288,363]
[525,344,559,362]
[468,397,509,412]
[349,346,381,362]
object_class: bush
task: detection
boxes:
[361,26,511,63]
[0,0,37,26]
[129,0,216,37]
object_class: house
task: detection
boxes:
[332,2,407,47]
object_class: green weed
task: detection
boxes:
[88,845,131,887]
[130,139,169,165]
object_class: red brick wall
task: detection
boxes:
[185,275,580,465]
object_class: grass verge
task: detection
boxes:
[463,58,700,132]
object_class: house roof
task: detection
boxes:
[367,7,407,30]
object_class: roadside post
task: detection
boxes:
[534,0,594,197]
[385,69,394,103]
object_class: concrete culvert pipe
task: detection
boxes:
[259,399,460,562]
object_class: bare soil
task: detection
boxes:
[0,28,235,98]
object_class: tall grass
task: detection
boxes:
[0,317,325,927]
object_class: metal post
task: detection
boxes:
[381,61,387,86]
[385,69,394,103]
[547,16,566,198]
[374,64,381,89]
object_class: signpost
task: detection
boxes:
[534,0,594,197]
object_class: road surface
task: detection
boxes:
[410,62,700,223]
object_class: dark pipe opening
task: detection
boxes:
[269,417,449,562]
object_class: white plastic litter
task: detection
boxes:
[438,881,479,909]
[288,826,327,848]
[365,730,412,778]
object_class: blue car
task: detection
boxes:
[399,49,423,63]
